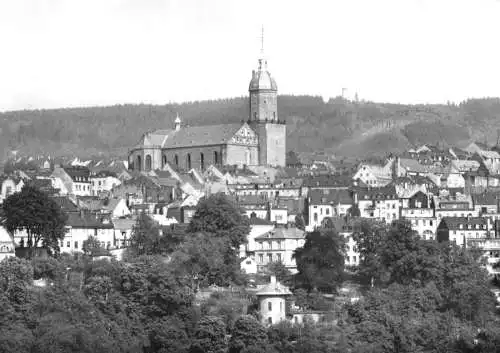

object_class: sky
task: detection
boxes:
[1,0,500,111]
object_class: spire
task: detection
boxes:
[258,25,267,71]
[174,113,181,131]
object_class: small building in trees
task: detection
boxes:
[0,226,15,262]
[256,275,292,326]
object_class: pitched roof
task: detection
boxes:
[309,189,353,205]
[66,212,114,229]
[63,166,91,182]
[255,227,305,240]
[256,278,292,296]
[162,124,244,149]
[356,185,398,200]
[51,196,79,212]
[472,192,499,206]
[303,174,353,188]
[439,216,488,230]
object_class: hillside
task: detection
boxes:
[2,96,500,162]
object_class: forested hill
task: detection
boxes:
[2,95,500,162]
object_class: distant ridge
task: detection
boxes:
[1,95,500,162]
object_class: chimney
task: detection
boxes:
[270,275,277,285]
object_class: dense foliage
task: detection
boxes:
[5,96,500,161]
[1,185,68,256]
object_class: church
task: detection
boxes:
[128,53,286,172]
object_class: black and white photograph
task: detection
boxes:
[1,0,500,352]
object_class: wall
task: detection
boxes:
[129,147,162,172]
[249,90,278,122]
[259,296,287,326]
[225,144,259,167]
[161,145,224,171]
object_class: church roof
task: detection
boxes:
[134,123,246,150]
[249,59,277,91]
[162,123,243,149]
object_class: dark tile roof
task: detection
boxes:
[303,174,354,188]
[356,185,398,200]
[51,196,79,212]
[438,217,488,230]
[309,189,353,205]
[66,212,114,229]
[237,194,268,206]
[472,192,499,206]
[63,166,91,182]
[162,124,244,149]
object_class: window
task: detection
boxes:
[353,256,357,263]
[145,155,152,171]
[326,208,330,215]
[313,213,318,222]
[277,253,281,262]
[200,152,205,171]
[268,254,272,263]
[214,151,219,165]
[74,241,78,249]
[5,186,12,196]
[268,317,272,324]
[67,241,70,247]
[162,155,167,167]
[259,254,263,263]
[174,155,179,168]
[186,153,191,170]
[280,301,283,312]
[268,302,272,311]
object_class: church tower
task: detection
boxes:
[248,28,286,167]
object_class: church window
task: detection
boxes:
[187,154,192,170]
[162,155,167,167]
[200,153,205,171]
[145,155,152,171]
[175,155,179,169]
[214,151,219,165]
[136,156,141,171]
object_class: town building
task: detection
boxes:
[437,216,490,247]
[256,275,292,326]
[254,226,305,274]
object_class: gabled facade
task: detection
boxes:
[437,216,490,247]
[354,186,400,224]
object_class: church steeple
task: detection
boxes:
[248,26,278,123]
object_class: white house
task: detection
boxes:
[354,186,400,224]
[353,161,393,187]
[51,166,92,196]
[254,227,306,274]
[256,275,292,326]
[239,216,275,258]
[90,171,122,196]
[308,189,353,228]
[59,212,115,253]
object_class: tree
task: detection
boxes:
[82,235,102,256]
[352,219,387,286]
[293,229,345,292]
[190,316,227,353]
[0,256,34,306]
[128,213,162,256]
[188,193,250,250]
[265,261,292,283]
[2,185,67,256]
[229,315,268,353]
[295,214,305,231]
